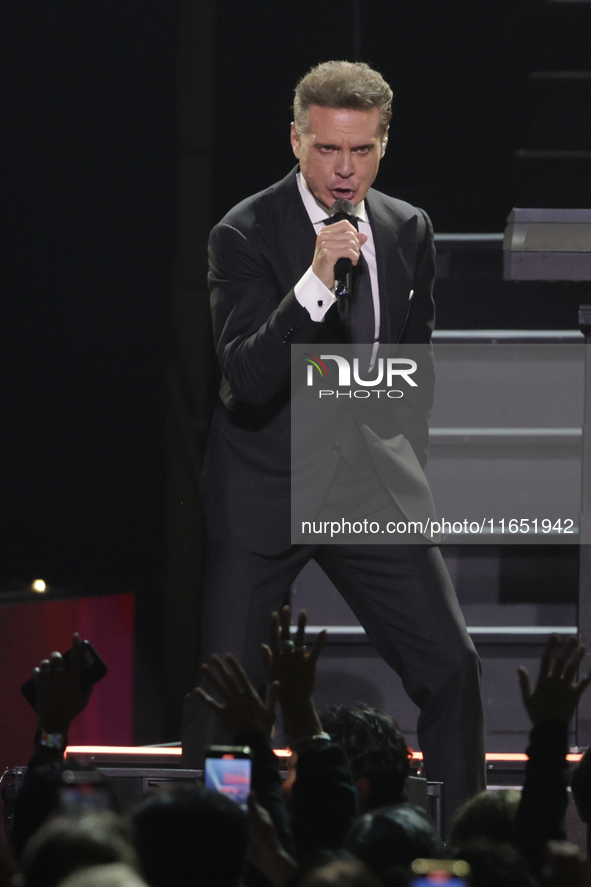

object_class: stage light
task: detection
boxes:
[31,579,48,593]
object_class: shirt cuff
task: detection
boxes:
[294,267,336,322]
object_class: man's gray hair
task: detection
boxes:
[293,60,393,138]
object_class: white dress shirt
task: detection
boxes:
[293,172,381,342]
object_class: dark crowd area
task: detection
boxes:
[1,609,591,887]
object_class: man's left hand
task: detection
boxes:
[517,635,591,725]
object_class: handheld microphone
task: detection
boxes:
[326,199,358,316]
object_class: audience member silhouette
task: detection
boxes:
[318,704,410,812]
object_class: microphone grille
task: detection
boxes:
[329,199,356,217]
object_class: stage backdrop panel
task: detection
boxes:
[0,592,135,769]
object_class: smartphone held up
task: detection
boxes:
[204,745,252,811]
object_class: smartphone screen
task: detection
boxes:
[59,783,114,816]
[410,860,470,887]
[204,751,252,811]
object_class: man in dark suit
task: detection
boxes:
[182,61,485,828]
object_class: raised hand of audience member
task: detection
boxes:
[34,633,93,736]
[264,607,358,860]
[517,635,591,725]
[193,653,279,740]
[514,636,591,877]
[262,607,326,741]
[246,792,296,887]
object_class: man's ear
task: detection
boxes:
[290,122,301,159]
[381,128,389,158]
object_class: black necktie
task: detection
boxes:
[350,252,375,344]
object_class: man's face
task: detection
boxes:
[291,104,386,209]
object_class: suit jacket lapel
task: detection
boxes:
[366,190,419,343]
[255,166,317,289]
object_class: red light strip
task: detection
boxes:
[410,751,583,763]
[65,746,583,763]
[66,746,182,756]
[65,746,291,758]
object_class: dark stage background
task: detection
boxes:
[3,0,590,746]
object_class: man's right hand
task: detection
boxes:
[312,219,368,290]
[192,652,279,739]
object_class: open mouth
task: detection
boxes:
[330,187,356,201]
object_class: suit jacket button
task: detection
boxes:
[331,442,342,454]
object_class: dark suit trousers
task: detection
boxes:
[181,539,486,831]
